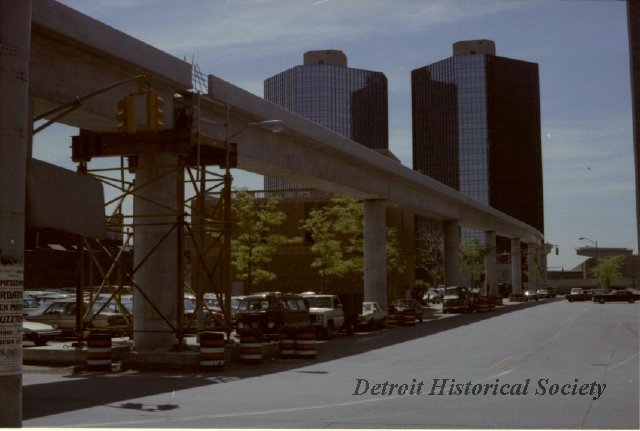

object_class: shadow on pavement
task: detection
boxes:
[23,298,559,421]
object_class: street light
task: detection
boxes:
[193,113,284,333]
[221,115,284,326]
[578,237,598,281]
[578,236,598,256]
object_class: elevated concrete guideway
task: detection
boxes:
[24,2,545,324]
[203,75,542,244]
[3,1,544,425]
[28,0,542,246]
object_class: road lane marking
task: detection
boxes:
[562,307,589,325]
[487,353,520,371]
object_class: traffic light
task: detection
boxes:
[145,91,165,131]
[117,95,136,134]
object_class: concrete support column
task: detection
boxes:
[540,243,551,289]
[511,238,523,295]
[363,200,387,308]
[484,231,497,297]
[133,153,178,352]
[526,243,536,292]
[0,1,31,426]
[443,220,460,286]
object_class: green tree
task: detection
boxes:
[591,255,625,289]
[460,238,485,289]
[231,189,300,293]
[300,196,403,290]
[415,227,444,288]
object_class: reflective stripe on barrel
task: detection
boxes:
[295,327,316,358]
[279,329,296,358]
[239,332,262,363]
[87,333,112,371]
[404,310,416,325]
[200,331,225,368]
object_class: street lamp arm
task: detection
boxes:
[578,237,598,248]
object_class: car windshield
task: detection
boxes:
[184,298,196,312]
[238,298,271,311]
[571,288,583,294]
[306,297,333,308]
[363,303,373,312]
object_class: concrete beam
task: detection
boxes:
[204,74,543,244]
[30,0,191,131]
[443,220,460,286]
[511,238,523,295]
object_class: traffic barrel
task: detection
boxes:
[86,333,112,371]
[279,329,296,358]
[404,310,416,325]
[239,331,262,364]
[200,331,225,370]
[295,327,317,359]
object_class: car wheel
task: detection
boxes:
[629,299,635,304]
[599,298,605,304]
[325,321,334,339]
[34,338,48,346]
[568,298,574,302]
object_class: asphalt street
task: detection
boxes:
[22,299,639,428]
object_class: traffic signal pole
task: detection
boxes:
[0,0,31,427]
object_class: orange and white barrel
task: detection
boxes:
[200,331,225,369]
[295,327,317,358]
[239,331,262,363]
[404,310,416,325]
[87,333,112,371]
[279,330,296,358]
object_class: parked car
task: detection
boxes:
[356,301,386,331]
[537,286,556,299]
[565,288,592,302]
[442,286,474,313]
[204,294,243,321]
[22,321,62,346]
[235,292,311,340]
[387,299,427,324]
[183,296,226,333]
[423,287,444,304]
[301,293,345,338]
[31,290,70,304]
[25,299,131,336]
[592,289,640,304]
[22,297,41,316]
[524,290,539,302]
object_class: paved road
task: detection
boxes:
[23,299,639,428]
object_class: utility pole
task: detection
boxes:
[0,0,31,427]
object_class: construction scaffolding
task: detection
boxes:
[51,72,237,346]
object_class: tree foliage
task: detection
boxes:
[300,196,403,289]
[460,237,486,287]
[231,189,300,293]
[591,255,625,289]
[415,227,444,287]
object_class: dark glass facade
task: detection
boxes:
[264,62,388,190]
[412,50,544,241]
[627,0,640,257]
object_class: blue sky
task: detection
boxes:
[42,0,636,271]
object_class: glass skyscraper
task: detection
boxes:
[264,50,388,190]
[412,40,544,243]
